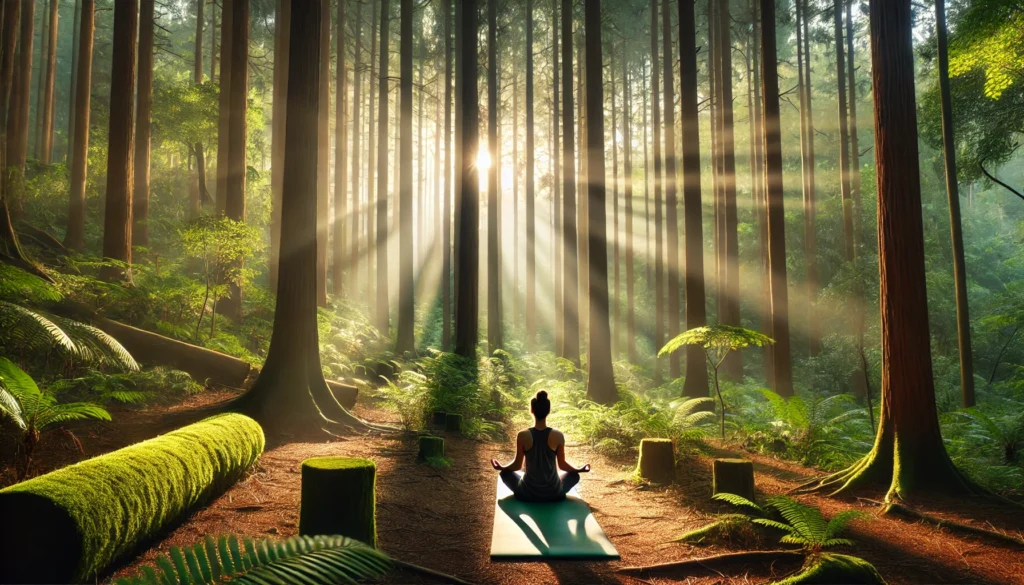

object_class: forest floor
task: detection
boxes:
[3,392,1024,585]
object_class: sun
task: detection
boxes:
[476,147,492,170]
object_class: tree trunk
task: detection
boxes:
[623,48,636,364]
[315,0,329,307]
[65,0,80,162]
[833,0,854,262]
[486,0,502,354]
[760,0,792,397]
[584,0,615,405]
[576,30,588,346]
[132,0,154,247]
[442,0,452,349]
[215,0,233,214]
[210,0,217,82]
[752,0,772,386]
[678,0,708,398]
[350,1,364,298]
[32,1,45,162]
[395,0,415,355]
[798,0,820,356]
[0,0,26,265]
[270,0,290,290]
[194,0,204,83]
[100,0,138,283]
[366,0,379,316]
[559,0,579,365]
[64,0,93,253]
[512,60,519,333]
[454,0,480,359]
[611,51,619,358]
[5,0,34,220]
[717,0,741,380]
[661,0,681,379]
[935,0,974,408]
[375,0,391,336]
[811,0,980,499]
[650,0,664,381]
[333,0,347,298]
[551,0,561,354]
[642,59,650,292]
[525,0,536,348]
[235,0,368,434]
[846,0,862,246]
[222,0,248,321]
[38,0,56,164]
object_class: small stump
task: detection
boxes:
[637,438,675,483]
[299,457,376,547]
[445,413,463,433]
[712,458,755,500]
[431,411,447,429]
[418,435,445,461]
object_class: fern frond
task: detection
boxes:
[0,301,77,354]
[711,492,766,516]
[766,496,827,544]
[821,538,856,548]
[751,518,796,533]
[824,510,867,540]
[55,318,140,371]
[34,402,111,428]
[116,534,390,585]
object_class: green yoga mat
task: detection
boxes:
[490,472,620,561]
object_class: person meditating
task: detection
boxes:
[490,390,591,502]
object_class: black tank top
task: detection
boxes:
[520,428,562,500]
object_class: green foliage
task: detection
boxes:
[0,414,265,583]
[752,496,867,554]
[773,553,886,585]
[711,492,766,516]
[114,534,391,585]
[660,325,774,362]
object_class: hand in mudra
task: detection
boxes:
[580,464,592,473]
[490,458,502,471]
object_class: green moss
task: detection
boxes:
[445,413,463,433]
[418,436,445,461]
[299,457,377,547]
[674,514,760,547]
[0,413,265,584]
[773,553,886,585]
[637,438,675,483]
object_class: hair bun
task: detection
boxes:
[536,390,548,400]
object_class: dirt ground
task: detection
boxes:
[3,395,1024,585]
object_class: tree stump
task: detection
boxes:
[637,438,675,483]
[445,413,463,433]
[418,435,445,461]
[712,458,755,500]
[432,411,447,428]
[299,457,376,547]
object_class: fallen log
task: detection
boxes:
[95,318,251,387]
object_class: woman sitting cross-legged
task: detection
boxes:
[490,390,590,502]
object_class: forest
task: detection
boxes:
[0,0,1023,583]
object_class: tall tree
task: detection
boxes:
[194,0,204,83]
[760,0,792,396]
[65,0,80,161]
[717,0,742,380]
[650,0,664,381]
[551,0,562,353]
[210,0,218,81]
[584,0,615,404]
[375,0,391,335]
[64,0,93,253]
[797,0,820,355]
[623,46,636,363]
[487,0,503,354]
[350,0,364,298]
[270,0,290,290]
[442,0,452,349]
[809,0,983,499]
[935,0,974,408]
[215,0,233,213]
[6,0,34,219]
[190,0,206,219]
[100,0,138,283]
[315,0,329,306]
[678,0,708,398]
[37,0,56,164]
[0,0,31,270]
[236,0,374,434]
[333,0,347,298]
[559,0,580,364]
[221,0,249,320]
[610,50,619,357]
[846,0,862,242]
[525,0,536,348]
[454,0,480,359]
[395,0,415,355]
[366,0,379,313]
[662,0,680,379]
[833,0,854,261]
[132,0,155,246]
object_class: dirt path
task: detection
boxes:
[5,398,1023,584]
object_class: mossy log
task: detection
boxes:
[0,414,264,584]
[445,413,463,433]
[432,411,447,428]
[773,553,886,585]
[418,436,445,461]
[299,457,377,547]
[637,438,675,483]
[713,458,755,500]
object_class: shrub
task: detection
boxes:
[0,413,265,583]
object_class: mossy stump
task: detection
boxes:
[775,553,886,584]
[299,457,376,547]
[637,438,675,483]
[432,411,447,428]
[418,435,445,461]
[712,458,755,500]
[445,413,463,433]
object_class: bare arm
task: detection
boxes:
[492,433,526,472]
[555,440,590,474]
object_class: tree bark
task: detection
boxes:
[376,0,391,336]
[662,0,680,379]
[717,0,741,381]
[623,48,636,364]
[395,0,415,355]
[551,0,562,354]
[132,0,154,247]
[315,0,329,306]
[486,0,502,354]
[366,0,379,316]
[5,0,34,220]
[442,0,452,349]
[935,0,974,408]
[611,51,619,358]
[333,0,347,298]
[1,0,24,263]
[678,0,708,398]
[65,0,80,162]
[38,0,56,164]
[454,0,480,359]
[64,0,93,253]
[100,0,138,283]
[584,0,615,405]
[846,0,862,246]
[350,1,364,298]
[215,0,233,214]
[797,0,820,356]
[525,0,536,348]
[760,0,792,396]
[559,0,579,365]
[833,0,854,261]
[650,0,664,381]
[190,0,205,219]
[210,0,218,82]
[194,0,204,83]
[270,0,290,290]
[222,0,248,320]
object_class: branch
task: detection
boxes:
[980,158,1024,202]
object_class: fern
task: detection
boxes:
[115,534,391,585]
[711,492,766,516]
[0,301,139,370]
[748,496,866,554]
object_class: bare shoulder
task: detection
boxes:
[517,429,532,447]
[549,428,565,446]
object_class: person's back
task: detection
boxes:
[490,391,590,502]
